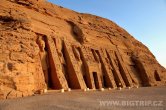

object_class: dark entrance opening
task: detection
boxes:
[83,75,88,87]
[93,72,99,89]
[103,75,108,88]
[154,70,161,81]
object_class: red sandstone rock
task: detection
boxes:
[0,0,166,99]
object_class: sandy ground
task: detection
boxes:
[0,87,165,110]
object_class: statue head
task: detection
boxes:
[38,37,46,52]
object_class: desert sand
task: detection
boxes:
[0,87,165,110]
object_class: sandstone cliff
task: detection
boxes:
[0,0,166,99]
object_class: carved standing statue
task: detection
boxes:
[38,37,49,87]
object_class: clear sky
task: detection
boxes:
[48,0,166,68]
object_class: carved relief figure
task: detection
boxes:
[72,46,81,61]
[54,38,66,65]
[38,37,49,86]
[54,38,68,81]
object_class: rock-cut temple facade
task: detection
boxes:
[0,0,166,99]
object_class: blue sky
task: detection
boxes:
[48,0,166,68]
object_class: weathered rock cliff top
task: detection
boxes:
[0,0,166,99]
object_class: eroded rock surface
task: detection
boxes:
[0,0,166,99]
